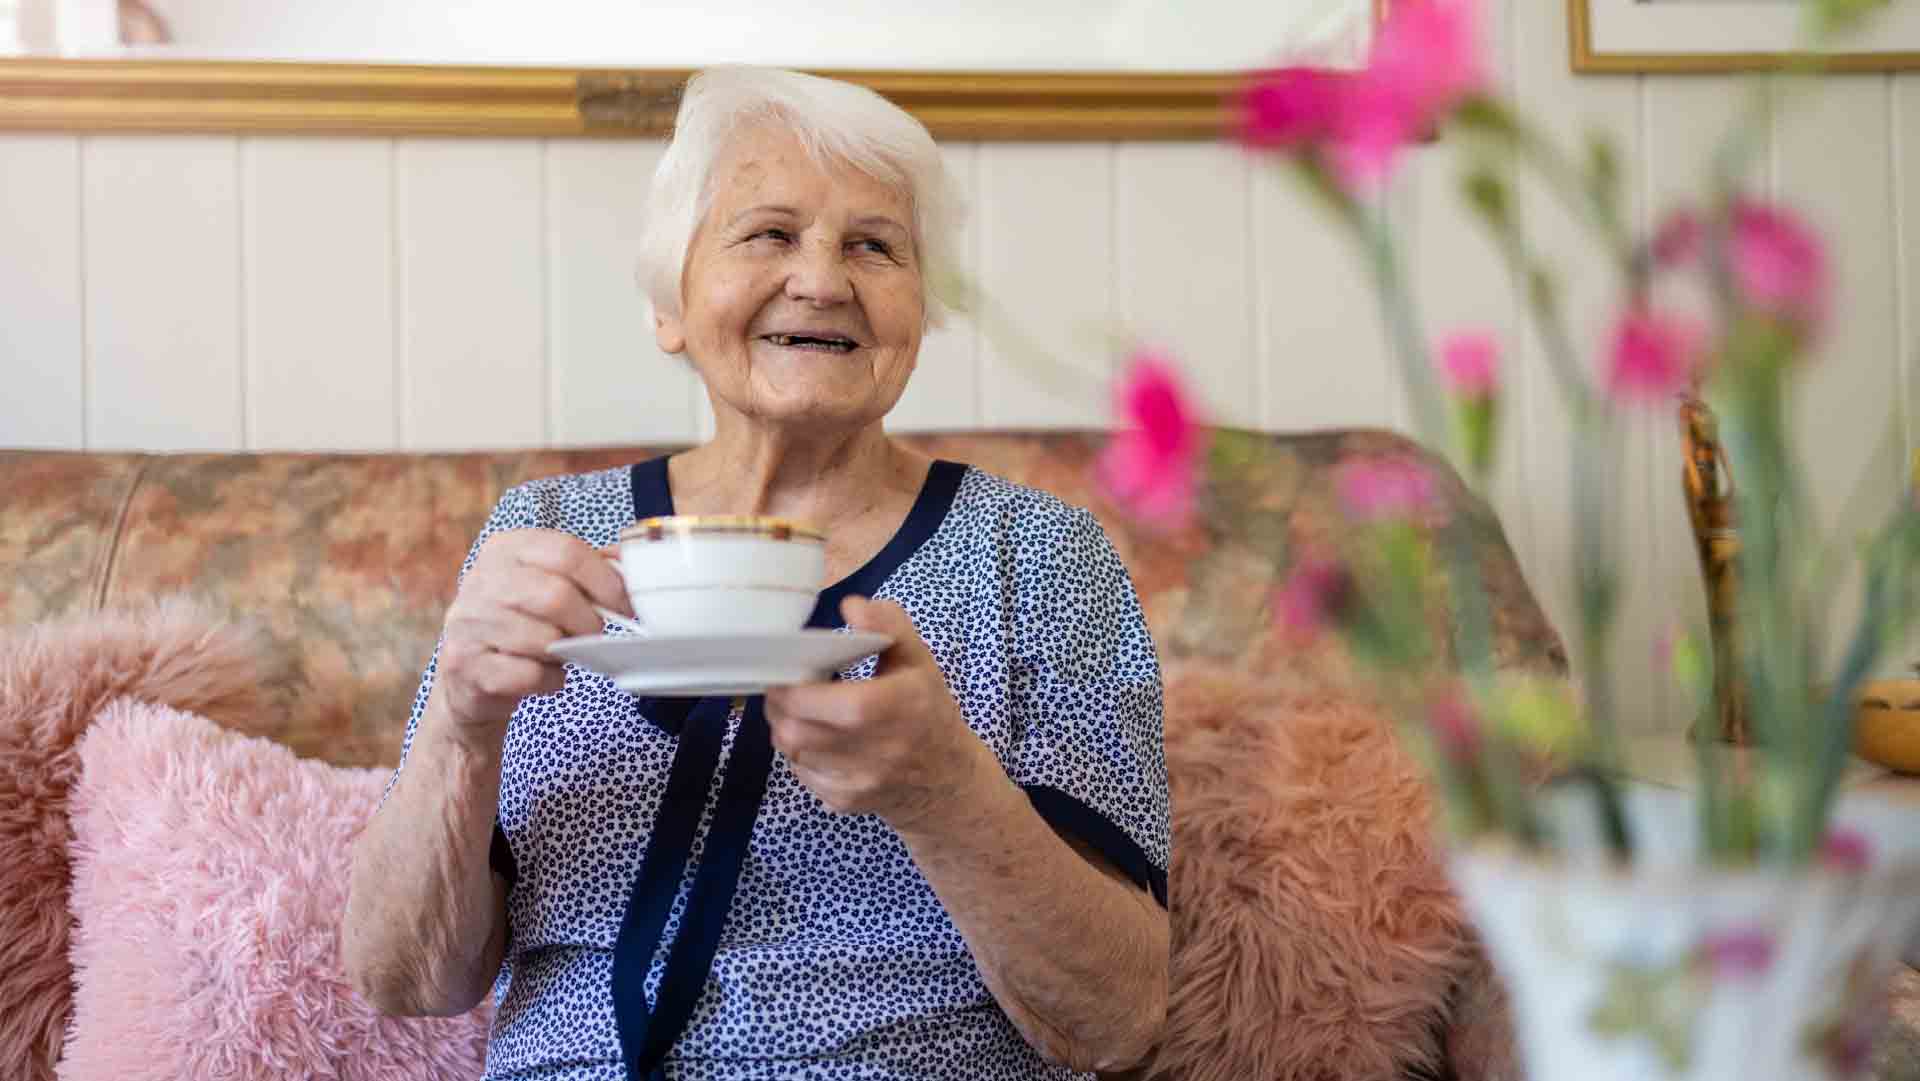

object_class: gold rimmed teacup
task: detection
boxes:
[610,514,827,637]
[620,515,826,544]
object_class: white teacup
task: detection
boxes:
[610,515,826,636]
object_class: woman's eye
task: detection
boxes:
[753,229,792,243]
[855,239,894,256]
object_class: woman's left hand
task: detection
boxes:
[764,595,987,831]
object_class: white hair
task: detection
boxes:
[636,66,965,330]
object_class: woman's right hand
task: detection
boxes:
[431,529,631,747]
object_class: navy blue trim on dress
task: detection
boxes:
[611,695,730,1081]
[1022,784,1169,909]
[610,454,966,1078]
[807,458,967,628]
[635,697,776,1075]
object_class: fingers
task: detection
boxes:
[464,650,565,700]
[511,532,633,619]
[765,708,850,760]
[766,678,886,733]
[838,596,930,670]
[436,640,565,719]
[495,567,604,641]
[445,608,572,662]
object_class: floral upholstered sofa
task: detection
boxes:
[10,429,1905,1081]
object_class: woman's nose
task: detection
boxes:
[784,240,854,306]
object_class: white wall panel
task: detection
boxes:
[1778,78,1902,673]
[1116,143,1256,429]
[544,139,698,447]
[0,136,83,448]
[976,144,1112,429]
[82,136,242,452]
[396,140,545,450]
[243,138,395,451]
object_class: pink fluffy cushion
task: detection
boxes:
[0,599,285,1081]
[61,699,490,1080]
[1150,663,1480,1081]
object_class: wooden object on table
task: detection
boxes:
[1680,393,1749,745]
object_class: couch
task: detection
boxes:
[5,428,1896,1080]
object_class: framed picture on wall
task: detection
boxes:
[1570,0,1920,72]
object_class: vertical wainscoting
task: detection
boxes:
[243,138,397,451]
[975,143,1113,429]
[1115,143,1257,430]
[395,141,546,450]
[0,136,82,448]
[543,140,698,447]
[1779,80,1905,672]
[82,136,243,451]
[4,2,1920,733]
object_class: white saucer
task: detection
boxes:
[547,629,894,697]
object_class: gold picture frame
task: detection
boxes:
[1570,0,1920,74]
[0,0,1388,141]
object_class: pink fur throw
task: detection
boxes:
[0,598,283,1081]
[1150,663,1480,1081]
[62,699,491,1080]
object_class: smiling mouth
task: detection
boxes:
[761,333,859,354]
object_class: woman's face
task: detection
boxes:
[657,124,925,434]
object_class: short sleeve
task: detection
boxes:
[1005,507,1169,908]
[380,484,540,883]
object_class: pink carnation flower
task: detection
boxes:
[1237,68,1343,150]
[1731,198,1829,338]
[1098,351,1204,530]
[1427,689,1482,761]
[1275,558,1353,641]
[1336,458,1439,523]
[1819,828,1872,874]
[1606,306,1707,404]
[1699,928,1777,980]
[1333,0,1489,190]
[1440,331,1500,399]
[1651,208,1704,270]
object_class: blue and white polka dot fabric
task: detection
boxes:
[387,456,1169,1080]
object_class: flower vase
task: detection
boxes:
[1449,785,1920,1081]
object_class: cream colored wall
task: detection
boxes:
[3,0,1917,735]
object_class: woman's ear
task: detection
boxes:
[654,307,687,356]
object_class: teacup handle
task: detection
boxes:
[599,557,646,635]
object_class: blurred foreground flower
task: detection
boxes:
[1652,208,1704,270]
[1819,828,1872,873]
[1698,928,1777,980]
[1336,458,1440,523]
[1274,557,1353,642]
[1237,0,1488,191]
[1097,351,1204,530]
[1607,307,1707,403]
[1731,199,1829,342]
[1440,331,1501,477]
[1427,687,1483,762]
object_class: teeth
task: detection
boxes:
[767,334,854,351]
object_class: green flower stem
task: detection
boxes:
[1453,156,1633,857]
[1715,365,1814,858]
[1361,207,1454,455]
[1458,165,1599,426]
[1453,101,1642,297]
[1803,505,1920,854]
[1803,558,1888,855]
[1572,419,1634,860]
[1801,413,1906,618]
[1287,157,1549,843]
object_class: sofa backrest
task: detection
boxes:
[0,429,1564,768]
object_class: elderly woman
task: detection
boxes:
[343,66,1169,1081]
